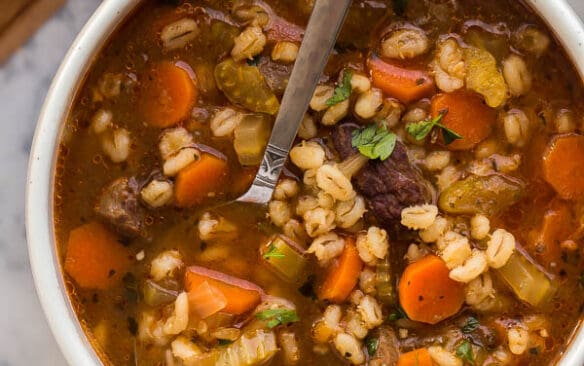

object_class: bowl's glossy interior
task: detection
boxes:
[26,0,584,365]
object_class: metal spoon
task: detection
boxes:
[234,0,352,204]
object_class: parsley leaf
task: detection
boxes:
[326,69,353,106]
[365,337,379,356]
[405,111,462,145]
[462,317,480,334]
[456,340,475,365]
[351,124,397,160]
[387,305,408,322]
[405,117,436,140]
[442,126,463,145]
[218,339,233,346]
[255,308,299,328]
[263,243,285,259]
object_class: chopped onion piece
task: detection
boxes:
[234,114,272,166]
[188,281,228,319]
[216,329,278,365]
[143,280,178,307]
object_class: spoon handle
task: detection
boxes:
[238,0,352,204]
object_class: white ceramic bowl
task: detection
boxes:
[26,1,584,365]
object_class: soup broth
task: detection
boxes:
[55,1,584,365]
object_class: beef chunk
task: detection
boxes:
[333,123,433,228]
[95,177,146,237]
[258,57,292,95]
[368,326,399,366]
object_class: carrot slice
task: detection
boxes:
[175,153,228,207]
[529,199,574,267]
[367,56,435,104]
[185,266,263,315]
[398,255,464,324]
[430,91,495,151]
[318,238,363,303]
[140,61,196,128]
[397,348,434,366]
[542,133,584,200]
[64,222,132,290]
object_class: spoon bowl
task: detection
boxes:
[234,0,352,205]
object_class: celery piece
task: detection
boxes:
[464,46,508,108]
[496,252,555,307]
[260,235,307,283]
[375,256,396,305]
[438,174,524,216]
[215,59,280,115]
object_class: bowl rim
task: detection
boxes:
[26,0,584,365]
[26,1,140,365]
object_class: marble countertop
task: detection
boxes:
[0,1,101,365]
[0,1,582,365]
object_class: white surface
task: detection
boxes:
[0,1,100,365]
[2,0,584,365]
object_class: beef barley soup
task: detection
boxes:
[54,0,584,365]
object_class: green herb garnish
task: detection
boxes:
[218,339,233,346]
[461,317,480,334]
[255,308,300,328]
[405,111,462,145]
[351,124,398,160]
[263,243,285,259]
[456,340,475,365]
[326,69,353,106]
[365,337,379,356]
[247,55,261,67]
[387,305,408,322]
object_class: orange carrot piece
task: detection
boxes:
[542,133,584,200]
[175,153,228,207]
[140,61,196,128]
[367,56,435,104]
[318,239,363,303]
[398,255,464,324]
[397,348,434,366]
[430,91,495,151]
[185,266,263,315]
[64,222,132,290]
[530,199,574,266]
